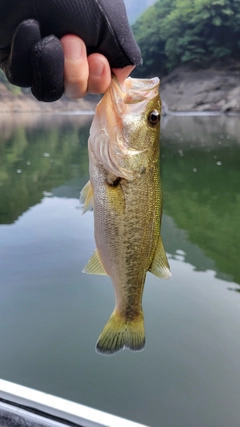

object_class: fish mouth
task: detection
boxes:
[113,75,159,92]
[111,76,160,105]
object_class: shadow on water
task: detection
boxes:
[0,113,240,287]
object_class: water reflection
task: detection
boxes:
[1,113,240,427]
[1,113,239,285]
[0,113,91,223]
[160,115,240,285]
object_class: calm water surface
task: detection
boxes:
[0,113,240,427]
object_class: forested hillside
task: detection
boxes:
[1,0,240,112]
[132,0,240,77]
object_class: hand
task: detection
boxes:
[60,35,135,100]
[0,0,141,102]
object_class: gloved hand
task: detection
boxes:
[0,0,141,102]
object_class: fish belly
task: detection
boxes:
[94,163,160,309]
[89,151,161,354]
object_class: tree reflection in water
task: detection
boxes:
[0,113,239,286]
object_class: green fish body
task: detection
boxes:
[81,77,171,355]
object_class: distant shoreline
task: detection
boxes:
[0,84,99,113]
[1,61,240,114]
[160,61,240,114]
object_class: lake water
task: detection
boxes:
[0,112,240,427]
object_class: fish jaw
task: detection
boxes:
[112,75,160,107]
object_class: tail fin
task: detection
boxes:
[96,310,145,355]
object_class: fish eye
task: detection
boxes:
[148,110,160,126]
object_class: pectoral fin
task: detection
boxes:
[80,180,94,214]
[149,236,172,279]
[83,249,107,275]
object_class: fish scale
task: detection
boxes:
[80,76,171,355]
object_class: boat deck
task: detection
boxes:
[0,380,149,427]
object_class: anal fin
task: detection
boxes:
[83,249,107,275]
[149,235,172,279]
[80,180,94,214]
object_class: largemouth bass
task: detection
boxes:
[80,76,171,355]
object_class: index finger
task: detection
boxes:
[112,65,135,86]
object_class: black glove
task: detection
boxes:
[0,0,142,102]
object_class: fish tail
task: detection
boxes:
[96,310,145,356]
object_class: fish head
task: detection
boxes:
[89,76,161,181]
[112,76,161,149]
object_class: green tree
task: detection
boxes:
[132,0,174,76]
[132,0,240,76]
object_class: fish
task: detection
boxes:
[80,76,171,355]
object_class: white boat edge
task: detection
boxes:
[0,379,150,427]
